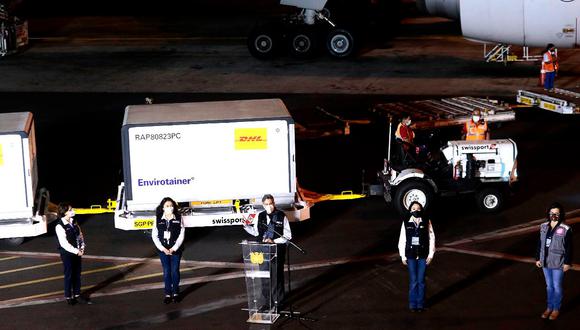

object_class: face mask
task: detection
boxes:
[411,210,422,218]
[164,207,173,214]
[549,214,559,222]
[406,120,412,126]
[473,116,480,122]
[264,205,274,214]
[68,210,75,217]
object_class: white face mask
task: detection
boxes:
[406,120,412,126]
[163,207,173,215]
[68,210,75,217]
[473,116,480,122]
[264,205,274,214]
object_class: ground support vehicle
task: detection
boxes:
[375,136,518,215]
[0,4,28,57]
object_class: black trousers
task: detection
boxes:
[60,252,82,298]
[258,243,286,309]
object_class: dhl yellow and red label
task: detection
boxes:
[0,144,3,166]
[234,128,267,150]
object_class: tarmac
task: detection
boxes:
[0,10,580,330]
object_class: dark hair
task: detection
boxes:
[408,201,423,212]
[57,202,72,218]
[401,113,411,121]
[545,43,555,52]
[262,194,275,203]
[546,202,565,223]
[156,197,179,219]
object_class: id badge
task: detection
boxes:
[164,231,171,240]
[545,238,551,248]
[411,236,420,246]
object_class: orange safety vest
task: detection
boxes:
[542,51,555,72]
[465,119,488,141]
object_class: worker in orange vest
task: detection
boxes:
[463,109,489,141]
[542,43,557,92]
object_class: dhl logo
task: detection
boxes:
[235,128,267,150]
[238,136,264,142]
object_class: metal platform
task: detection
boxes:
[372,96,516,130]
[516,88,580,115]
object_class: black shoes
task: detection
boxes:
[163,296,172,304]
[75,296,93,305]
[172,294,181,303]
[410,307,425,313]
[66,298,77,305]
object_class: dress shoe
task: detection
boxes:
[409,308,417,313]
[416,308,425,313]
[163,296,172,304]
[173,294,181,303]
[76,296,93,305]
[66,298,74,305]
[548,310,559,320]
[541,309,552,319]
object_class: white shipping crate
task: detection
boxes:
[115,99,307,230]
[0,112,49,242]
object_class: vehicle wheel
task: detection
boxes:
[288,28,318,59]
[326,28,355,58]
[394,180,434,216]
[5,237,24,246]
[247,24,281,60]
[476,188,503,213]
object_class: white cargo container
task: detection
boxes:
[114,99,309,230]
[0,112,50,245]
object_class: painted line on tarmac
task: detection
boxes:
[0,262,139,290]
[0,251,244,269]
[2,265,205,302]
[0,253,399,309]
[0,261,62,276]
[445,209,580,247]
[439,247,580,270]
[0,256,20,262]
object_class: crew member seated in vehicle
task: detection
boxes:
[462,109,489,141]
[394,113,418,167]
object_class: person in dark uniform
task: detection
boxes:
[398,201,435,312]
[535,202,573,321]
[152,197,185,304]
[55,202,86,305]
[243,194,292,310]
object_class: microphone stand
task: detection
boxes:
[260,222,316,323]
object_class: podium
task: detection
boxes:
[241,241,280,324]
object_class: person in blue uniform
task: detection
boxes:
[55,202,86,305]
[243,194,292,310]
[535,202,573,321]
[152,197,185,304]
[398,201,435,312]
